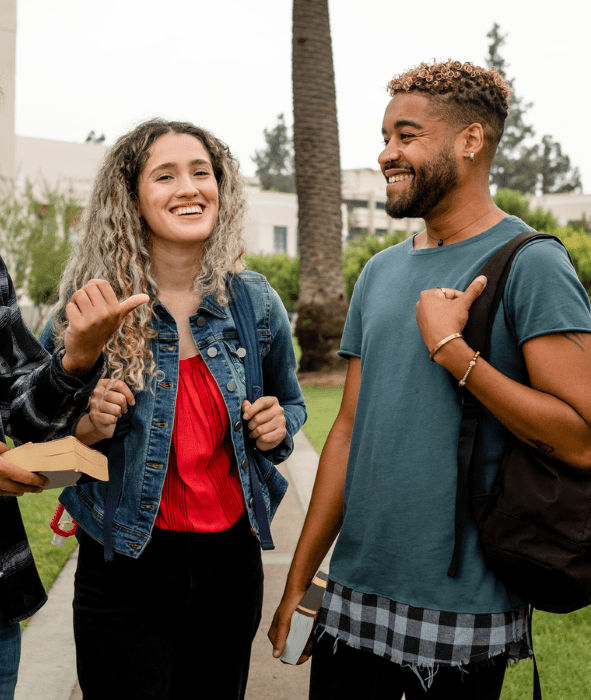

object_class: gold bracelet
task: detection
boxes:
[429,333,463,361]
[458,351,480,387]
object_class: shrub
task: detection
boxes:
[493,188,558,232]
[243,253,300,313]
[556,227,591,295]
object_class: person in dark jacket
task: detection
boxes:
[0,262,148,699]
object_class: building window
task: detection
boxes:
[344,199,369,211]
[376,201,386,210]
[274,226,288,253]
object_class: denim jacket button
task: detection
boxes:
[241,459,249,470]
[197,317,206,327]
[207,347,218,358]
[237,348,247,358]
[249,497,254,507]
[227,381,236,392]
[234,420,243,431]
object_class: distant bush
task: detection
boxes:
[342,230,407,300]
[493,188,558,232]
[556,227,591,296]
[243,253,300,313]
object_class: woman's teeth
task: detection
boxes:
[173,205,203,216]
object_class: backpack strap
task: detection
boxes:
[226,274,275,550]
[447,231,567,577]
[103,404,134,561]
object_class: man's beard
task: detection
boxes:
[385,144,459,220]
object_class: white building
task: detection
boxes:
[342,168,424,238]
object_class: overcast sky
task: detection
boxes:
[14,0,591,192]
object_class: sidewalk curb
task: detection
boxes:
[14,548,79,700]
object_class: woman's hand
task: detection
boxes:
[75,378,135,445]
[242,396,286,451]
[62,279,149,377]
[415,275,487,360]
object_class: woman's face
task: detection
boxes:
[137,133,219,251]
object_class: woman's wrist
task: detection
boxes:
[75,414,107,446]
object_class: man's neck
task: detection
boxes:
[416,194,505,250]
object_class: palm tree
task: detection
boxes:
[292,0,348,371]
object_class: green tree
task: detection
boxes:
[252,114,295,193]
[487,24,581,194]
[293,0,348,371]
[538,135,582,194]
[0,178,77,330]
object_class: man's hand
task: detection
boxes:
[75,378,134,446]
[62,280,149,377]
[242,397,286,451]
[0,442,47,496]
[415,275,487,356]
[268,589,314,665]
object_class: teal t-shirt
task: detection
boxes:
[330,216,591,614]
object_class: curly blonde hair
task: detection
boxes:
[387,60,512,154]
[53,119,247,391]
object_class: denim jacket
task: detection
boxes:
[40,271,306,558]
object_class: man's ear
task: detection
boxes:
[460,123,485,162]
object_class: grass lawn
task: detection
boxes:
[18,489,78,628]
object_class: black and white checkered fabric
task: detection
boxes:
[0,255,103,623]
[317,579,532,674]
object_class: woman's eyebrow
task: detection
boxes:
[148,159,211,177]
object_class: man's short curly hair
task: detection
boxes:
[387,60,512,155]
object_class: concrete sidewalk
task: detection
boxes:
[14,429,321,700]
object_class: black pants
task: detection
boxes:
[73,516,263,700]
[309,632,507,700]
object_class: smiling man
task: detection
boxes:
[269,60,591,699]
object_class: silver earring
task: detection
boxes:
[470,152,475,162]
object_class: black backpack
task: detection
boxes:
[446,231,591,699]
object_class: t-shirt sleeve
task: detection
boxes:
[504,238,591,346]
[338,264,367,359]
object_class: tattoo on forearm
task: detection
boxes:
[560,332,586,352]
[528,439,555,455]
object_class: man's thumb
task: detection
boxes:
[463,275,487,306]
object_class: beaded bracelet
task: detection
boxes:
[458,351,480,387]
[429,333,463,361]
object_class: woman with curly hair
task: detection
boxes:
[41,119,306,700]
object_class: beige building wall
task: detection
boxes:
[0,0,17,178]
[243,187,299,256]
[528,192,591,227]
[15,135,108,202]
[342,168,424,237]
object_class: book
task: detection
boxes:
[4,435,109,489]
[280,570,328,665]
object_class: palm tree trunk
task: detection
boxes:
[292,0,348,371]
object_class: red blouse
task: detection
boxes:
[155,354,245,532]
